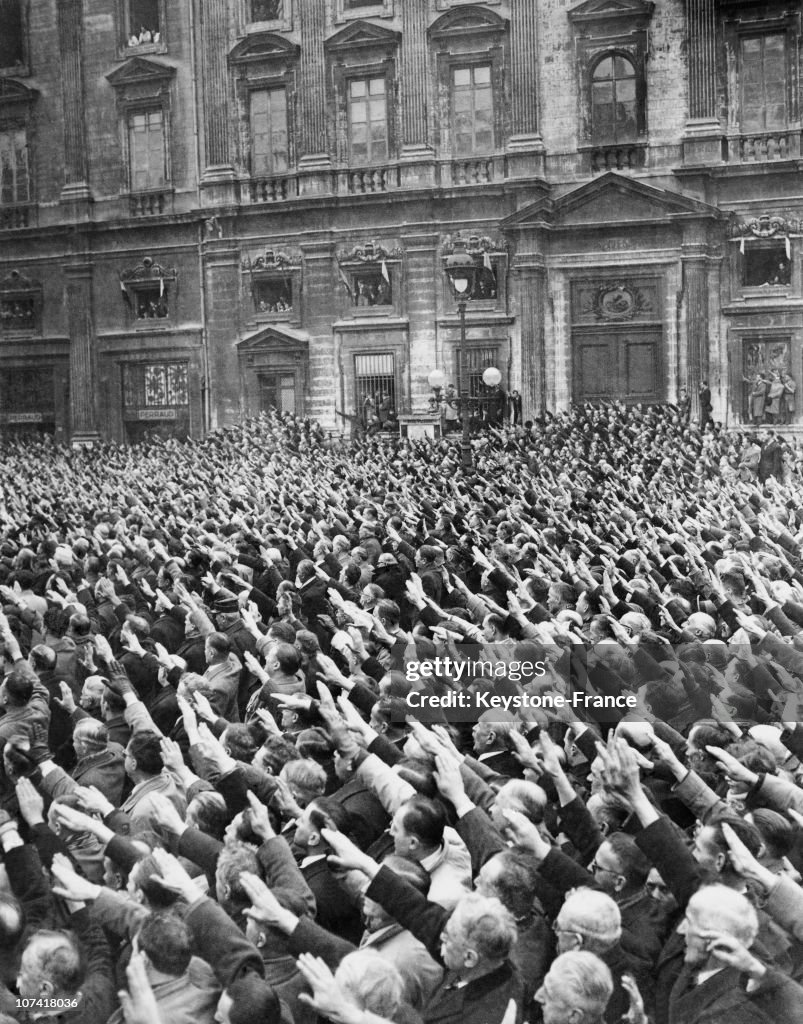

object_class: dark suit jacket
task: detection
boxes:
[668,964,803,1024]
[301,856,363,946]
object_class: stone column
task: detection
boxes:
[514,259,547,417]
[297,0,332,193]
[507,0,545,177]
[199,0,235,195]
[56,0,91,202]
[683,0,723,164]
[399,0,435,185]
[682,248,709,424]
[64,263,99,444]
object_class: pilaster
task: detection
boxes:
[56,0,92,204]
[64,263,99,445]
[507,0,545,178]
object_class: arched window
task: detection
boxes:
[591,54,637,143]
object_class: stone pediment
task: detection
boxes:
[502,173,722,231]
[0,79,38,107]
[325,20,401,52]
[228,33,300,65]
[429,5,508,40]
[568,0,654,25]
[238,324,309,352]
[106,57,176,88]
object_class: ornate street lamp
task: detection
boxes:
[427,367,446,403]
[443,240,477,469]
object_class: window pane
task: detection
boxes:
[617,77,636,102]
[250,87,288,176]
[451,64,493,155]
[614,56,634,79]
[741,34,787,131]
[128,109,165,189]
[0,128,28,203]
[593,57,613,80]
[349,78,386,164]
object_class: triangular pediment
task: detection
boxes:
[106,57,176,88]
[228,33,299,65]
[502,173,721,230]
[238,325,309,351]
[429,5,508,38]
[569,0,654,21]
[325,20,401,51]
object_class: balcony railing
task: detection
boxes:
[246,175,298,203]
[128,189,173,216]
[589,144,647,174]
[0,203,36,230]
[347,165,400,194]
[729,129,802,164]
[451,158,494,185]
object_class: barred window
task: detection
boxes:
[122,362,188,409]
[355,353,396,422]
[456,346,499,397]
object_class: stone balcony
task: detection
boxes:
[728,128,802,164]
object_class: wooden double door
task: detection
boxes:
[573,327,663,404]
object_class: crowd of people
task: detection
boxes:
[0,403,802,1024]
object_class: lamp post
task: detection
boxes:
[443,240,477,470]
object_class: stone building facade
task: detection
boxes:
[0,0,800,441]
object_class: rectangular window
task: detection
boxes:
[0,0,23,67]
[741,34,787,132]
[355,353,396,424]
[456,346,499,397]
[743,243,791,287]
[0,128,29,204]
[349,77,387,166]
[258,372,296,414]
[452,65,493,156]
[253,277,293,312]
[128,110,166,191]
[128,0,160,41]
[351,265,392,307]
[251,0,282,19]
[0,295,35,330]
[122,362,188,409]
[250,88,289,175]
